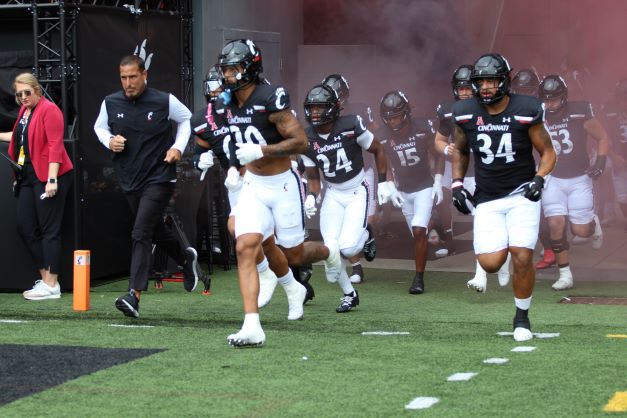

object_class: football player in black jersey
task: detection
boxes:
[379,90,444,294]
[322,74,378,284]
[301,84,398,312]
[511,68,541,96]
[216,40,342,347]
[538,75,608,290]
[601,79,627,231]
[435,64,511,292]
[451,53,556,342]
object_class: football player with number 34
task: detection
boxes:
[451,54,556,342]
[300,84,397,313]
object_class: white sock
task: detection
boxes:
[242,313,261,330]
[351,261,361,267]
[278,269,296,287]
[515,296,532,311]
[559,265,572,277]
[256,257,269,273]
[337,260,354,294]
[475,261,487,279]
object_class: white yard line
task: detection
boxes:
[511,346,536,352]
[483,358,509,364]
[361,331,410,336]
[405,397,440,410]
[447,372,478,382]
[0,319,28,323]
[109,324,155,328]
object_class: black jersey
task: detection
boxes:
[601,99,627,159]
[215,84,291,148]
[190,103,230,170]
[301,114,373,184]
[452,94,544,205]
[545,101,594,178]
[436,100,475,176]
[377,117,434,193]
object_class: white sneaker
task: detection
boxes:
[257,268,278,308]
[435,248,449,258]
[467,276,487,293]
[323,242,342,283]
[227,327,266,347]
[513,327,533,342]
[23,280,61,300]
[284,281,306,320]
[552,276,573,291]
[349,274,362,284]
[497,269,510,287]
[592,214,603,250]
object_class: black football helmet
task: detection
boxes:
[217,39,263,91]
[451,65,474,100]
[203,66,221,102]
[511,68,541,96]
[322,74,350,105]
[470,53,512,104]
[380,90,411,131]
[539,75,568,113]
[304,84,341,126]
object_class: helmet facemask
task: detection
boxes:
[304,85,340,127]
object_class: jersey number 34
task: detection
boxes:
[477,132,516,164]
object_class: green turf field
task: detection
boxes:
[1,268,626,417]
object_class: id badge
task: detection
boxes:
[17,146,25,166]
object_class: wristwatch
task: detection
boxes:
[48,178,57,184]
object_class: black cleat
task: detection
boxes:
[408,272,424,295]
[513,308,532,341]
[115,291,140,318]
[336,290,359,313]
[302,280,315,304]
[181,247,200,292]
[363,225,376,262]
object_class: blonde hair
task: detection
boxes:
[13,72,42,105]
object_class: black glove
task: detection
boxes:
[451,180,474,215]
[523,175,545,202]
[586,155,606,179]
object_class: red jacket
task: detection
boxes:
[8,96,73,182]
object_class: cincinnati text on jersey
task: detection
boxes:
[227,115,252,124]
[315,141,343,154]
[477,123,510,132]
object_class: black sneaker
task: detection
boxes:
[115,291,140,318]
[363,225,376,262]
[408,272,424,295]
[180,247,200,292]
[336,290,359,313]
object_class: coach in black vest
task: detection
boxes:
[94,55,200,318]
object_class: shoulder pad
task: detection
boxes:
[265,86,291,112]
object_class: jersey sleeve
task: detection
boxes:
[435,104,452,137]
[265,86,291,112]
[353,114,374,149]
[528,99,546,126]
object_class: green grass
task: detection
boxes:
[1,268,627,417]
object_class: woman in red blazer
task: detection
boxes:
[4,73,73,300]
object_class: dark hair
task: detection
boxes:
[119,55,145,71]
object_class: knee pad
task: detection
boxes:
[550,237,570,254]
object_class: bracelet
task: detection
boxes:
[452,177,463,183]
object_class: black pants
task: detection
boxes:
[16,165,72,275]
[125,182,185,291]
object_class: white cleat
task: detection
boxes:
[323,242,342,283]
[285,281,306,320]
[592,214,603,250]
[227,327,266,348]
[435,248,449,258]
[513,327,533,342]
[467,276,487,293]
[552,276,573,291]
[258,268,278,308]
